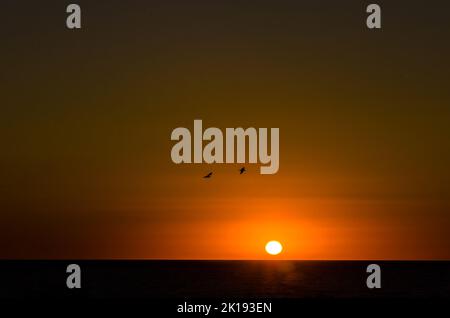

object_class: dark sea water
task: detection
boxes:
[1,261,450,299]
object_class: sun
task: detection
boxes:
[265,240,283,255]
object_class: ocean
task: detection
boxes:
[1,260,449,299]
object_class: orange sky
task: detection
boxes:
[106,163,450,259]
[1,0,450,259]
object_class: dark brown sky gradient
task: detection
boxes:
[1,0,450,259]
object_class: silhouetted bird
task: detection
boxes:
[239,167,246,174]
[203,172,213,178]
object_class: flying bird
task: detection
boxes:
[203,172,213,178]
[239,167,246,174]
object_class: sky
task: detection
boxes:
[1,0,450,259]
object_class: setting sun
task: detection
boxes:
[265,241,283,255]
